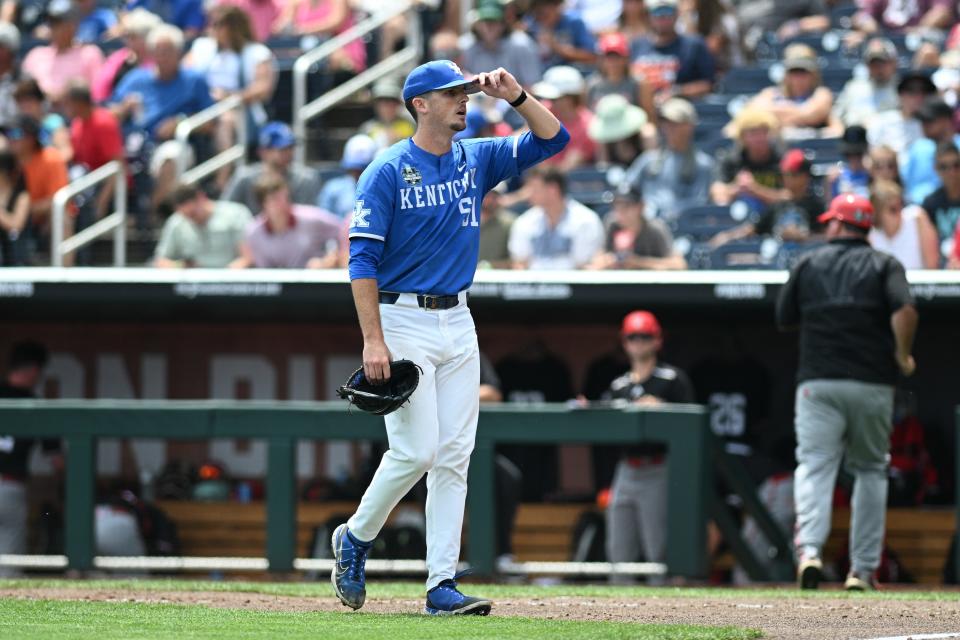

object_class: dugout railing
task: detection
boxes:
[0,400,722,578]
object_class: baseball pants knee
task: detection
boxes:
[348,295,479,591]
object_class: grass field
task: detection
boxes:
[1,579,957,640]
[0,598,760,640]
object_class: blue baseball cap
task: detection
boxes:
[258,121,296,149]
[402,60,480,101]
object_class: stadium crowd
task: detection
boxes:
[0,0,957,269]
[0,0,954,587]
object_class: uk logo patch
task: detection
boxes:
[351,200,371,228]
[446,61,463,76]
[401,164,422,185]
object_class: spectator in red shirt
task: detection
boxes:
[65,82,125,219]
[532,65,595,171]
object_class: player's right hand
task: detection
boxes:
[896,353,916,377]
[363,339,392,384]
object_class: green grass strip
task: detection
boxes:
[0,578,955,602]
[0,598,759,640]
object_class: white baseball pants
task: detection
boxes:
[347,292,480,591]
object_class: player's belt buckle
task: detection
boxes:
[418,294,458,310]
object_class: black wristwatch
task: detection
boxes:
[509,90,527,108]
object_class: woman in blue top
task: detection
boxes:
[12,77,72,163]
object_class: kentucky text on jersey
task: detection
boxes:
[348,128,570,295]
[398,168,478,210]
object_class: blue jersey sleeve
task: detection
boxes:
[478,127,570,191]
[349,161,397,242]
[348,236,386,281]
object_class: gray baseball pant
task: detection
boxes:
[793,379,894,574]
[0,478,27,578]
[606,459,667,582]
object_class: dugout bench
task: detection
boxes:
[0,400,715,577]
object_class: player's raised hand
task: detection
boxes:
[476,68,523,104]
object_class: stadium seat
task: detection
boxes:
[693,238,780,270]
[671,204,745,242]
[717,67,774,95]
[692,96,735,124]
[821,66,856,93]
[788,137,843,168]
[566,167,613,212]
[775,241,826,269]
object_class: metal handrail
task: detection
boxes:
[51,160,127,267]
[292,1,425,165]
[174,93,247,186]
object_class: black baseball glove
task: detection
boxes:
[336,359,423,415]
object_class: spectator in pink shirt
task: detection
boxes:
[274,0,366,73]
[238,172,343,268]
[21,0,104,105]
[218,0,281,42]
[92,8,162,103]
[532,65,595,171]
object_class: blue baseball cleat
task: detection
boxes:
[424,572,492,616]
[331,524,371,610]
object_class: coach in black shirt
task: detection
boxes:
[776,194,917,592]
[0,340,59,574]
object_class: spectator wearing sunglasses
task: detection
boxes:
[602,310,694,583]
[920,142,960,257]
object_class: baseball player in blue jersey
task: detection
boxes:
[331,60,569,615]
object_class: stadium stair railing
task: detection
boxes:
[51,160,127,267]
[174,94,248,187]
[291,0,428,166]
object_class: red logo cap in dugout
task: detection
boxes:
[818,194,874,229]
[403,60,481,101]
[621,310,662,337]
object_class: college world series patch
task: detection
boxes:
[401,165,422,185]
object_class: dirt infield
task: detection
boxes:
[2,586,959,639]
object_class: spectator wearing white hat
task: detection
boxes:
[0,22,20,130]
[630,0,715,100]
[317,134,379,220]
[625,97,713,222]
[587,94,648,168]
[533,65,595,171]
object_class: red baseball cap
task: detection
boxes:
[818,194,874,229]
[599,33,629,57]
[621,310,662,337]
[780,148,811,174]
